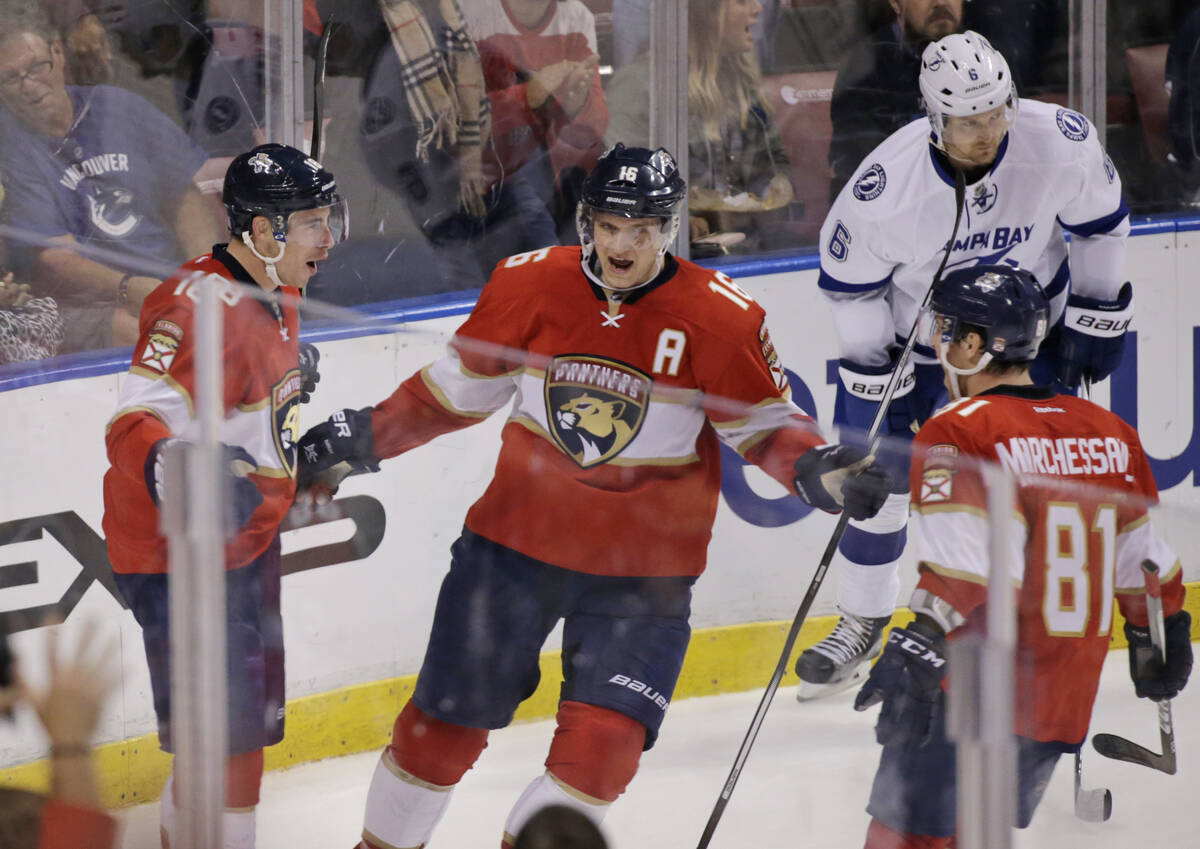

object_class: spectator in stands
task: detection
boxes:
[462,0,609,244]
[828,0,963,201]
[512,805,608,849]
[305,0,553,300]
[605,0,794,255]
[963,0,1065,95]
[613,0,781,73]
[0,622,120,849]
[1167,6,1200,179]
[0,2,223,352]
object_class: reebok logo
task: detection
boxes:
[608,674,669,710]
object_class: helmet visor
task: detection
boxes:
[285,198,349,246]
[917,307,961,352]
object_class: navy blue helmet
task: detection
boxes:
[927,265,1049,362]
[580,144,687,219]
[223,143,347,242]
[577,144,686,263]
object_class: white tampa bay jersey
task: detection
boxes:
[818,98,1129,367]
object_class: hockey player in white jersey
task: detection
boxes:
[795,31,1133,699]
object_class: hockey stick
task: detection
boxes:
[694,168,967,849]
[1091,560,1177,774]
[310,14,334,160]
[1073,748,1112,821]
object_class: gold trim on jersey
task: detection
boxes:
[914,502,989,519]
[1118,512,1150,535]
[236,397,271,412]
[734,429,772,455]
[121,369,194,419]
[711,394,797,428]
[920,558,1024,590]
[420,365,494,419]
[510,416,700,466]
[459,357,522,380]
[548,770,609,806]
[379,748,453,792]
[105,405,168,436]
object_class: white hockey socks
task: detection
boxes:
[159,773,257,849]
[502,772,610,847]
[223,808,256,849]
[361,749,455,849]
[160,772,175,849]
[833,490,909,618]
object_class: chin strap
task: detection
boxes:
[579,252,664,296]
[242,230,286,288]
[939,348,993,400]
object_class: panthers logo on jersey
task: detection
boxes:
[544,355,651,468]
[271,369,303,478]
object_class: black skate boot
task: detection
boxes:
[794,613,889,701]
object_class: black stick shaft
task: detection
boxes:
[695,168,966,849]
[310,16,333,160]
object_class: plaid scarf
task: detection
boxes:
[378,0,491,214]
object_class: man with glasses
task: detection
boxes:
[0,3,222,353]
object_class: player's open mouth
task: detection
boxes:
[306,261,319,272]
[608,258,634,272]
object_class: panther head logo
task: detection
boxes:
[555,393,634,465]
[544,356,651,468]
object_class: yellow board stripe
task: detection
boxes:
[5,582,1199,809]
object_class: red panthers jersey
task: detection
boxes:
[103,246,302,574]
[909,385,1184,744]
[370,246,826,577]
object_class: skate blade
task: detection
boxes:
[794,661,871,702]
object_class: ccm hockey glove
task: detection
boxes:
[297,342,321,403]
[144,439,264,534]
[297,407,380,500]
[1055,282,1133,390]
[854,617,947,747]
[1126,610,1193,702]
[793,444,892,521]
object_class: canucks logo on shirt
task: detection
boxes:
[87,183,140,237]
[545,355,651,468]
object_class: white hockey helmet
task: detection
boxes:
[919,31,1018,149]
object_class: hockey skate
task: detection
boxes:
[794,613,889,701]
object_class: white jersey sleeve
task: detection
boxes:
[817,120,953,367]
[1050,109,1130,301]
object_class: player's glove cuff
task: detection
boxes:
[1055,282,1133,389]
[143,438,179,506]
[1064,282,1133,339]
[1125,610,1193,701]
[838,356,916,404]
[793,444,893,520]
[297,407,380,495]
[298,342,321,404]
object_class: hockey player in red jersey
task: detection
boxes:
[102,143,346,849]
[853,265,1193,849]
[296,144,893,848]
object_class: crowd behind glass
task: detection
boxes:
[0,0,1195,363]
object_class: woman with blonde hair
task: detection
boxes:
[605,0,794,252]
